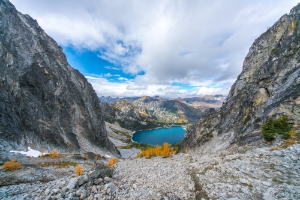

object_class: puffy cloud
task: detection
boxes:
[86,76,199,98]
[11,0,298,97]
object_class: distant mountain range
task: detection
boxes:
[100,95,226,107]
[100,95,226,131]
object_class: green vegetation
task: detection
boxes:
[186,123,194,132]
[272,178,279,182]
[262,115,293,141]
[271,48,279,55]
[117,142,153,150]
[283,47,300,58]
[110,127,131,138]
[292,47,300,55]
[243,114,251,124]
[204,131,214,138]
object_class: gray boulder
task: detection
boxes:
[89,164,113,179]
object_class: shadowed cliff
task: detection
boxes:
[0,0,119,156]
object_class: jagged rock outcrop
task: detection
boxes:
[102,100,159,131]
[180,4,300,153]
[0,0,119,155]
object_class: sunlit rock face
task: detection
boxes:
[0,0,119,156]
[180,4,300,153]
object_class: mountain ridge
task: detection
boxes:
[101,95,224,131]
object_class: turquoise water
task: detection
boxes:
[132,126,186,146]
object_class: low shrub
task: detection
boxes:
[243,114,251,124]
[262,115,292,141]
[107,158,118,168]
[185,147,189,154]
[2,159,23,171]
[136,142,174,159]
[49,150,62,158]
[282,132,290,140]
[75,164,83,176]
[286,138,295,145]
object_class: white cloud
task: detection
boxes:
[196,87,230,96]
[105,66,121,70]
[104,73,112,77]
[117,77,129,81]
[87,76,199,98]
[11,0,299,97]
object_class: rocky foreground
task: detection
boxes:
[0,143,299,200]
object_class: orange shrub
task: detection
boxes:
[161,142,172,157]
[2,159,23,171]
[136,142,174,159]
[155,145,163,156]
[107,158,118,168]
[49,150,62,158]
[75,164,83,176]
[185,147,189,154]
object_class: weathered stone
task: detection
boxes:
[0,167,56,186]
[94,178,103,185]
[78,175,88,186]
[104,177,112,182]
[79,193,86,200]
[91,185,97,194]
[66,178,78,190]
[89,164,113,179]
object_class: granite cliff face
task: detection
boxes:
[102,100,159,131]
[180,4,300,153]
[0,0,119,155]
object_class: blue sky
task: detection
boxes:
[63,46,138,82]
[11,0,298,98]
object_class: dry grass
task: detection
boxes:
[95,153,102,160]
[75,164,83,176]
[38,161,77,168]
[107,158,118,168]
[2,159,23,171]
[276,129,299,149]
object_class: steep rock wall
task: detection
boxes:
[0,0,119,156]
[180,4,300,153]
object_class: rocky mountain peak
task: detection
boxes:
[180,4,300,153]
[0,0,119,156]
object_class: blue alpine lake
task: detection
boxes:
[132,126,186,146]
